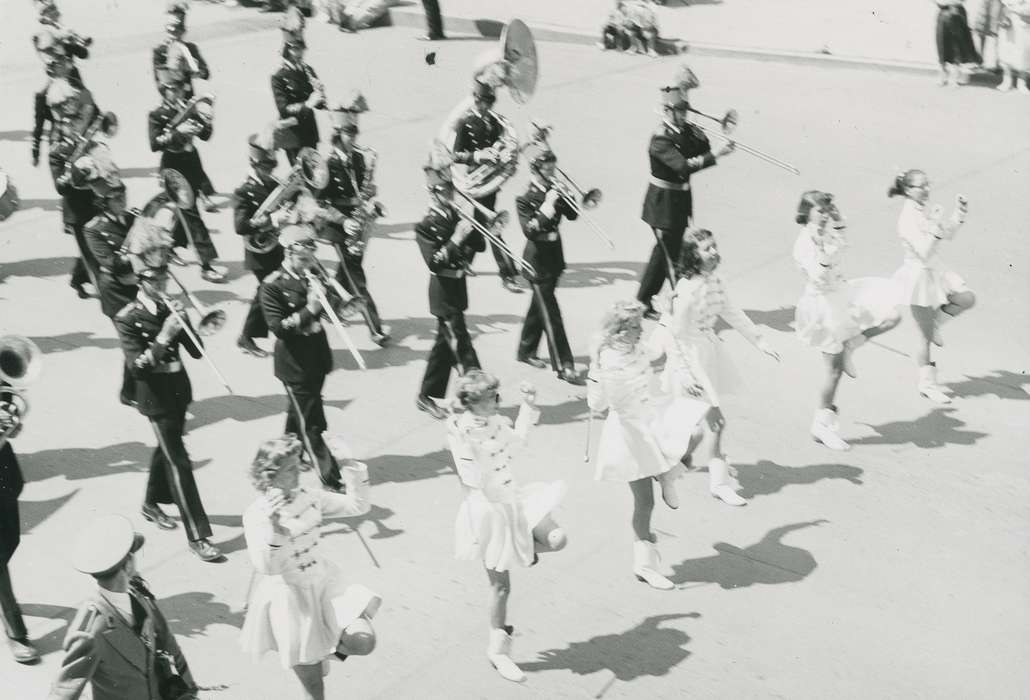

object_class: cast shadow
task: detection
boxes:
[20,441,152,482]
[660,0,724,7]
[12,198,62,212]
[0,130,32,142]
[365,448,454,486]
[0,256,77,283]
[119,166,160,179]
[190,288,247,306]
[20,490,79,534]
[520,613,698,681]
[374,221,417,237]
[536,396,590,427]
[20,603,77,657]
[742,306,796,333]
[187,393,353,431]
[851,408,987,449]
[733,460,863,499]
[30,331,121,353]
[947,369,1030,401]
[321,503,405,540]
[206,514,246,556]
[161,591,245,637]
[670,520,827,588]
[561,260,643,288]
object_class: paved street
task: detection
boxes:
[1,6,1029,699]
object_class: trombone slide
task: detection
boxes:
[306,272,367,371]
[158,294,234,395]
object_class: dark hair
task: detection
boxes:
[888,169,924,198]
[676,228,714,279]
[796,190,834,225]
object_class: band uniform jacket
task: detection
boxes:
[232,173,285,273]
[115,297,203,418]
[47,577,195,700]
[152,40,210,96]
[451,108,503,166]
[0,435,24,562]
[317,148,366,246]
[32,67,84,161]
[415,204,485,317]
[271,62,322,150]
[48,122,98,227]
[516,181,580,283]
[148,100,213,188]
[260,269,333,385]
[641,123,716,230]
[84,211,139,318]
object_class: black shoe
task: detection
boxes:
[9,638,40,664]
[518,355,549,370]
[416,395,447,420]
[558,367,585,386]
[643,309,661,322]
[501,277,525,294]
[141,503,178,530]
[417,33,446,41]
[71,281,94,299]
[189,539,223,562]
[237,335,269,358]
[322,482,347,495]
[370,331,390,347]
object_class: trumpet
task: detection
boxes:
[156,271,233,395]
[451,191,536,278]
[0,336,42,444]
[304,267,367,370]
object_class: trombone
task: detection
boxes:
[158,270,233,395]
[304,266,367,370]
[452,190,537,279]
[666,106,800,176]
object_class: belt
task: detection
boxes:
[649,176,691,191]
[335,198,360,208]
[434,269,466,279]
[540,232,559,242]
[298,321,324,336]
[150,361,183,374]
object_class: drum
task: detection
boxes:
[0,170,19,221]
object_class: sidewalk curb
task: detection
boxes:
[385,7,941,76]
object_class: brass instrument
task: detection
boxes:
[302,63,328,110]
[246,148,329,254]
[160,94,215,152]
[61,109,119,189]
[157,168,203,258]
[156,277,234,395]
[450,111,520,199]
[451,192,536,278]
[304,268,367,370]
[666,106,800,176]
[0,336,42,444]
[343,146,387,257]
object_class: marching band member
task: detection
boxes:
[587,301,707,591]
[319,98,390,346]
[46,78,101,300]
[451,79,522,294]
[792,191,901,450]
[152,2,210,103]
[414,162,485,420]
[83,179,140,406]
[114,214,222,562]
[260,224,347,494]
[636,68,735,319]
[447,372,566,682]
[35,0,91,66]
[149,66,227,281]
[31,34,84,168]
[515,144,583,384]
[659,228,779,506]
[233,130,286,358]
[889,169,975,404]
[241,434,380,700]
[271,32,326,166]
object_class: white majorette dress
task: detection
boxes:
[240,464,381,669]
[892,198,968,308]
[448,403,566,572]
[793,225,901,354]
[588,339,701,482]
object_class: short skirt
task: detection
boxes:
[795,277,902,354]
[240,562,381,669]
[455,481,566,572]
[893,260,969,308]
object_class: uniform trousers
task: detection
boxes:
[283,379,343,490]
[335,252,384,336]
[0,444,26,642]
[421,0,445,38]
[519,278,573,371]
[468,192,517,281]
[242,268,277,339]
[161,150,219,265]
[146,409,213,542]
[66,221,100,289]
[636,225,687,310]
[420,313,480,399]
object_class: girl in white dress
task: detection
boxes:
[657,229,780,506]
[890,170,974,404]
[587,301,708,591]
[447,371,567,683]
[240,434,381,700]
[792,191,902,450]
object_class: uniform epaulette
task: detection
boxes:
[263,270,283,285]
[84,215,104,230]
[115,301,140,320]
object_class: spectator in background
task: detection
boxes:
[974,0,1005,69]
[997,0,1030,92]
[600,0,660,56]
[933,0,981,86]
[420,0,445,41]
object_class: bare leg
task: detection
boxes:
[531,514,567,553]
[820,351,845,409]
[910,305,936,367]
[629,478,655,542]
[486,568,511,630]
[291,662,325,700]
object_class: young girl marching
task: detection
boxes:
[792,191,902,450]
[587,301,709,591]
[447,371,567,683]
[889,170,974,404]
[240,434,381,700]
[656,229,780,506]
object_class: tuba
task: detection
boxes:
[160,94,215,153]
[246,148,328,254]
[0,336,42,443]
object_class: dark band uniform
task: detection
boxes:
[115,295,213,544]
[415,202,484,400]
[32,67,83,165]
[637,122,716,309]
[148,101,218,264]
[451,107,517,282]
[271,60,323,163]
[48,124,100,289]
[516,180,579,371]
[320,148,385,336]
[260,267,344,490]
[233,172,285,340]
[0,432,28,651]
[152,40,209,99]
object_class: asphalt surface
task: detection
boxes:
[1,13,1028,700]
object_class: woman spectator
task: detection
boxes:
[997,0,1030,92]
[933,1,982,86]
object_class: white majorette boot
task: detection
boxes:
[709,458,747,506]
[655,464,682,510]
[932,309,952,347]
[487,626,525,682]
[918,363,951,404]
[633,539,674,590]
[811,407,850,451]
[841,335,866,379]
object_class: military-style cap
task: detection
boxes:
[90,177,127,198]
[424,166,453,190]
[281,6,305,44]
[36,0,60,23]
[45,78,79,106]
[329,110,358,133]
[165,13,187,34]
[166,0,189,18]
[660,86,688,110]
[128,206,175,273]
[32,29,63,55]
[523,141,556,170]
[674,64,700,93]
[279,223,316,249]
[72,515,145,576]
[248,129,277,164]
[472,79,496,102]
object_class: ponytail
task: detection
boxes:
[888,169,920,198]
